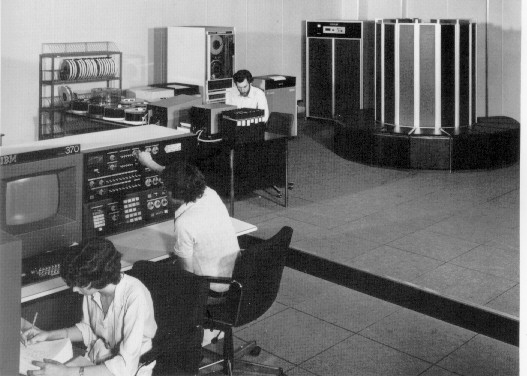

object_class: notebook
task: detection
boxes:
[20,338,73,375]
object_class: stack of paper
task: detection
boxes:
[20,338,73,375]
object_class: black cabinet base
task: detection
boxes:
[334,111,520,170]
[195,137,287,197]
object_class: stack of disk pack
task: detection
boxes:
[221,108,266,144]
[60,85,150,126]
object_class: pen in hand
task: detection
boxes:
[24,312,38,346]
[20,330,27,347]
[31,312,38,331]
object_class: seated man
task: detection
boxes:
[226,69,269,123]
[136,154,240,295]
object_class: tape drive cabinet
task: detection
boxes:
[163,26,235,104]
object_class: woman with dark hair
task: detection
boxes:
[134,157,240,295]
[22,238,157,376]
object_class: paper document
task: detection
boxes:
[270,75,286,81]
[20,338,73,375]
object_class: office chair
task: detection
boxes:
[199,226,294,376]
[266,112,295,198]
[128,260,210,376]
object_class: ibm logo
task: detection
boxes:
[0,154,16,166]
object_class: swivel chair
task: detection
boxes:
[129,260,210,376]
[199,226,293,376]
[266,112,295,198]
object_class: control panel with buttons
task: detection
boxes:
[82,136,196,237]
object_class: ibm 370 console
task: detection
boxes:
[2,126,196,285]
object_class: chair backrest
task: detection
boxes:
[128,260,210,373]
[230,226,293,327]
[266,112,294,136]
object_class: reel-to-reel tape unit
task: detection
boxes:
[209,33,234,80]
[164,26,235,104]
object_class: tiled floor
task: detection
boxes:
[205,117,519,375]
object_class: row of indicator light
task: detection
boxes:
[107,183,142,194]
[90,175,137,187]
[35,264,61,277]
[234,117,264,127]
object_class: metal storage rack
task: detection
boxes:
[39,42,122,139]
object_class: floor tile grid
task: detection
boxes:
[223,281,482,376]
[209,118,519,375]
[243,126,520,316]
[249,200,518,315]
[227,267,517,376]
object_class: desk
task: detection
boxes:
[196,132,289,215]
[21,217,256,303]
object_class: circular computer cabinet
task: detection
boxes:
[375,18,477,135]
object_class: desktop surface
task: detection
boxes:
[21,217,256,302]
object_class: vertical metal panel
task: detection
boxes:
[375,19,475,132]
[419,25,435,128]
[394,24,400,127]
[454,23,460,130]
[384,24,395,124]
[0,239,21,376]
[376,22,383,122]
[414,23,420,128]
[307,38,333,119]
[471,23,477,123]
[335,39,362,117]
[441,24,456,127]
[399,24,414,127]
[459,23,470,127]
[332,39,336,116]
[435,23,442,131]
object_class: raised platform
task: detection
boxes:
[333,111,520,170]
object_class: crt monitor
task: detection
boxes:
[0,147,83,259]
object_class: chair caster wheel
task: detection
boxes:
[249,346,261,356]
[276,193,283,198]
[278,368,287,376]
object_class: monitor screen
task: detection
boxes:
[6,174,59,226]
[0,151,83,259]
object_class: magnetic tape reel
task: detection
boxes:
[210,35,224,55]
[60,57,117,80]
[59,86,74,106]
[210,60,226,79]
[103,105,126,121]
[124,107,148,125]
[71,99,89,114]
[88,102,105,118]
[59,86,91,107]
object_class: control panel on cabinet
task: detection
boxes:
[82,136,196,238]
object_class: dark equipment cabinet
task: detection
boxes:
[195,135,287,198]
[306,20,374,120]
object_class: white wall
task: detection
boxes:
[0,0,521,145]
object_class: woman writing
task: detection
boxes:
[22,238,157,376]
